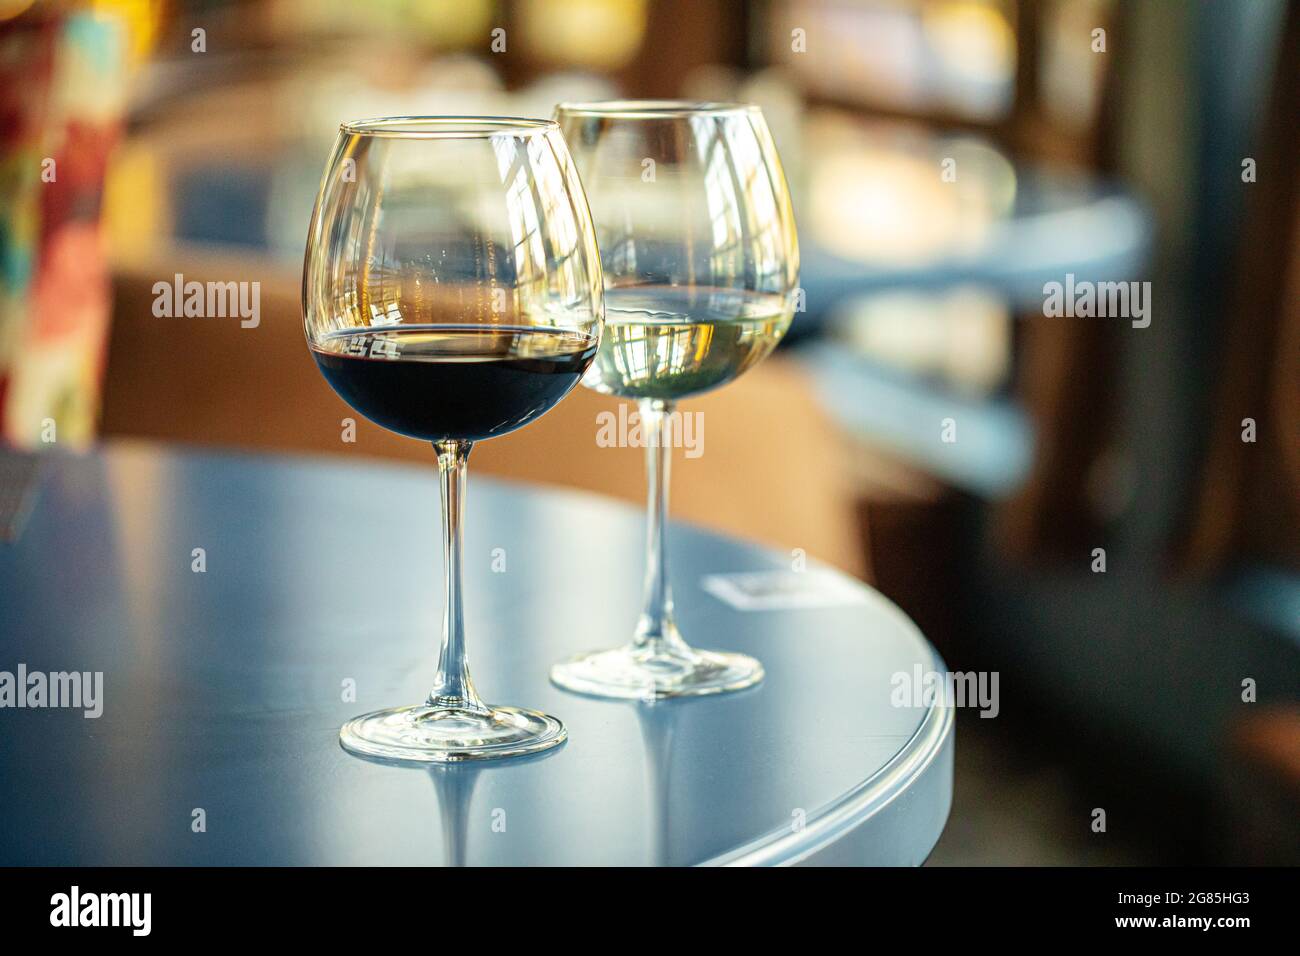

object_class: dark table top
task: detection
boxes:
[0,442,952,865]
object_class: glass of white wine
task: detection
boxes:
[550,101,800,699]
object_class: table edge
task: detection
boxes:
[702,642,954,867]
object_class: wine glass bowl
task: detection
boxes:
[305,117,603,444]
[304,117,603,760]
[550,101,800,700]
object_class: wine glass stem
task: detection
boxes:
[429,440,487,713]
[634,400,689,657]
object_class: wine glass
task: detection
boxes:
[304,117,604,761]
[549,101,800,699]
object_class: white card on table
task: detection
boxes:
[701,570,870,611]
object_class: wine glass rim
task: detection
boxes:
[339,116,560,138]
[555,100,761,119]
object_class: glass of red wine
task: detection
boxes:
[304,117,604,761]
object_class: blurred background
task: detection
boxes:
[1,0,1296,864]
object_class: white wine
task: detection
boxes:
[583,287,793,401]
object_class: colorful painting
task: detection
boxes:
[0,9,126,449]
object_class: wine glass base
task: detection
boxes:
[340,703,567,763]
[550,645,764,700]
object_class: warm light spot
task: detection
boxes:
[103,141,166,266]
[519,0,648,70]
[923,1,1017,88]
[92,0,164,65]
[804,113,1016,266]
[407,0,495,46]
[0,0,35,22]
[810,151,970,265]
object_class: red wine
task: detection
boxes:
[312,325,598,442]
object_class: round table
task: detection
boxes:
[0,443,952,866]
